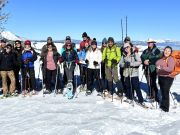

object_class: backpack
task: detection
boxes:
[170,50,180,76]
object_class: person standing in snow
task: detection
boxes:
[0,44,17,98]
[120,43,144,104]
[13,40,23,94]
[100,38,108,95]
[0,39,7,53]
[156,46,175,112]
[40,37,57,87]
[41,44,61,94]
[141,38,161,102]
[78,40,90,91]
[102,37,124,98]
[21,40,37,95]
[61,41,79,88]
[85,40,102,95]
[79,32,91,51]
[60,36,77,85]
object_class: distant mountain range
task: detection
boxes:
[1,31,180,49]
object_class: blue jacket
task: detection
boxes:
[22,49,37,68]
[78,49,86,61]
[62,49,78,68]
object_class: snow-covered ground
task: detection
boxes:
[0,42,179,135]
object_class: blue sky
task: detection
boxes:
[3,0,180,41]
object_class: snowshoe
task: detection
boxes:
[85,90,92,96]
[0,94,9,99]
[43,89,51,94]
[11,92,19,97]
[97,92,102,96]
[66,82,73,99]
[136,102,149,109]
[31,90,38,95]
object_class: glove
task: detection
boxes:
[85,59,89,64]
[24,59,30,64]
[124,61,130,68]
[59,57,63,63]
[111,59,117,65]
[39,60,43,65]
[93,61,98,66]
[75,59,79,65]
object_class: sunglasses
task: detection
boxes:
[66,44,71,47]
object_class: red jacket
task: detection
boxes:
[80,40,90,50]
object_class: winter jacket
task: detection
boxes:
[80,40,90,50]
[156,56,175,78]
[141,45,161,73]
[78,48,88,65]
[22,48,37,68]
[62,49,78,68]
[42,50,60,69]
[102,44,121,68]
[40,43,57,58]
[0,51,17,71]
[85,48,102,69]
[120,52,141,77]
[60,43,77,55]
[13,47,23,68]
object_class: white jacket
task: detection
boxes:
[85,48,102,69]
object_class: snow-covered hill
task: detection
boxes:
[0,31,24,41]
[0,42,179,135]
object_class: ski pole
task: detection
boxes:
[54,65,59,97]
[128,67,134,107]
[37,63,41,91]
[170,91,177,107]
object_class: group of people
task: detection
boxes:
[0,32,177,112]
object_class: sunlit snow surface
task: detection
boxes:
[0,42,179,135]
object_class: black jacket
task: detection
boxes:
[0,51,17,71]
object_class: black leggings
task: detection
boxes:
[158,76,174,112]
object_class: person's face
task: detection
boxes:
[102,43,107,48]
[1,42,6,48]
[66,43,71,49]
[124,46,131,53]
[92,44,97,49]
[6,47,11,53]
[83,36,87,41]
[15,42,21,48]
[108,41,114,47]
[25,44,30,49]
[148,42,154,48]
[164,48,172,57]
[47,39,52,44]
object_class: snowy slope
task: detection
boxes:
[0,42,179,135]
